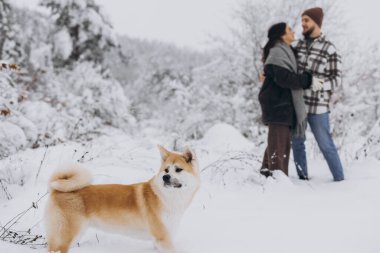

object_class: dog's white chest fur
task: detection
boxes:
[161,210,183,236]
[157,184,197,236]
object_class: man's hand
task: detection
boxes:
[311,77,324,92]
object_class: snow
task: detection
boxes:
[29,44,53,70]
[53,28,73,60]
[1,124,379,253]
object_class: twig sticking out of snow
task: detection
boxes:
[0,192,48,248]
[35,145,49,184]
[201,150,263,186]
[0,179,12,200]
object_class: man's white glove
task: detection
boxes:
[311,77,324,92]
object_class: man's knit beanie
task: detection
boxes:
[302,7,324,28]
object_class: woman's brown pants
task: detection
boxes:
[261,124,291,176]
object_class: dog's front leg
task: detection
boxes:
[152,225,176,253]
[148,214,176,252]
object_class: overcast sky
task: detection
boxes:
[13,0,380,51]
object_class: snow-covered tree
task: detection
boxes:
[112,38,211,138]
[0,0,25,63]
[188,57,258,139]
[13,8,54,72]
[40,0,118,68]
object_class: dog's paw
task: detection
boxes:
[154,241,177,253]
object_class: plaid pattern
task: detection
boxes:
[295,34,342,114]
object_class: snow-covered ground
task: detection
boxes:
[1,124,379,253]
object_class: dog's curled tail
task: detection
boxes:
[49,164,92,192]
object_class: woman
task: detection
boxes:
[259,22,312,177]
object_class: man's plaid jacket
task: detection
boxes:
[295,34,342,114]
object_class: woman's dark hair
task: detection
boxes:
[262,22,287,63]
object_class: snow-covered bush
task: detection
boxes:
[56,62,134,127]
[355,119,380,160]
[26,62,135,143]
[0,73,38,158]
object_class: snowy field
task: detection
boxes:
[1,124,379,253]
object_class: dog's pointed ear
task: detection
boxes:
[183,147,195,163]
[158,145,170,161]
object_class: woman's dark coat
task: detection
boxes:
[259,64,311,126]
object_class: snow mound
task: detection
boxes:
[201,123,253,151]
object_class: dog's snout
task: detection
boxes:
[163,174,171,182]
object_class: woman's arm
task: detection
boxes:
[266,64,312,90]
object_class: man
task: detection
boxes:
[292,7,345,181]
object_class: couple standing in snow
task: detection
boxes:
[259,7,345,182]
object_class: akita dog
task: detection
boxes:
[45,145,200,253]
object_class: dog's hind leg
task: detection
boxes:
[48,220,84,253]
[46,210,84,253]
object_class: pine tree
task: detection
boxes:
[40,0,118,68]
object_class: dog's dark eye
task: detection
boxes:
[175,168,183,173]
[165,167,169,173]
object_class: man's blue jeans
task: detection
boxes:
[292,112,345,181]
